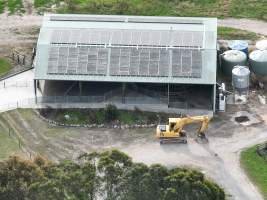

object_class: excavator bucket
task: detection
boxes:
[196,133,209,143]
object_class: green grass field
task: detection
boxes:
[34,0,267,21]
[241,145,267,199]
[0,58,12,77]
[0,0,5,13]
[0,125,20,160]
[7,0,24,14]
[218,27,260,40]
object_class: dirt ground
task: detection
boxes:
[1,92,267,200]
[0,14,41,57]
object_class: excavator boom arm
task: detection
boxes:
[173,116,209,134]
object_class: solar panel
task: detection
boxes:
[47,46,58,74]
[50,29,203,47]
[47,46,202,78]
[172,49,202,78]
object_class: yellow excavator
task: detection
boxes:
[156,116,210,144]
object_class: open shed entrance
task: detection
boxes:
[38,80,214,112]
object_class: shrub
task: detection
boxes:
[104,104,118,122]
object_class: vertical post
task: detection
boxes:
[213,84,216,114]
[167,83,170,108]
[34,79,37,103]
[122,82,126,104]
[23,55,26,66]
[79,81,82,97]
[31,48,36,67]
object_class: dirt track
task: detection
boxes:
[218,18,267,36]
[1,104,267,200]
[0,15,267,53]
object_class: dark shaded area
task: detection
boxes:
[40,80,213,110]
[235,116,249,123]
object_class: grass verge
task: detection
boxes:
[0,57,12,77]
[51,0,267,21]
[240,144,267,199]
[0,125,20,160]
[8,0,24,14]
[218,27,260,40]
[0,0,5,13]
[40,106,168,125]
[229,0,267,21]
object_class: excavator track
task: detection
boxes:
[159,137,187,144]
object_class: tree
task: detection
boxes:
[97,149,132,200]
[0,156,43,200]
[104,104,119,122]
[0,150,225,200]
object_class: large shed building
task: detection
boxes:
[34,14,217,115]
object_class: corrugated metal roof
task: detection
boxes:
[35,14,217,84]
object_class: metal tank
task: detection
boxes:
[232,66,250,93]
[256,40,267,50]
[228,40,249,55]
[221,50,247,76]
[249,50,267,76]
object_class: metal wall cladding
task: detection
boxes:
[249,50,267,76]
[221,50,247,76]
[232,66,250,90]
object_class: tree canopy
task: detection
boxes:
[0,150,225,200]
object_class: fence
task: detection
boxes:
[0,49,35,80]
[36,96,169,105]
[0,95,209,115]
[0,81,33,89]
[11,49,34,68]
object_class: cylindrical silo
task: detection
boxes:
[249,50,267,76]
[221,50,247,76]
[228,40,249,55]
[256,40,267,50]
[232,66,250,93]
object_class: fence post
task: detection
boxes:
[23,55,25,66]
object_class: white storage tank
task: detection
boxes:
[221,50,247,76]
[232,66,250,93]
[256,40,267,50]
[228,40,249,55]
[249,50,267,76]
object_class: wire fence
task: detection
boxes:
[0,49,34,80]
[0,95,192,113]
[0,81,33,89]
[11,49,34,68]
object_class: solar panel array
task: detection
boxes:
[51,29,203,47]
[47,46,202,78]
[48,46,108,75]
